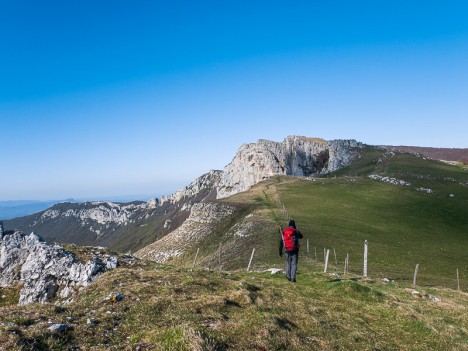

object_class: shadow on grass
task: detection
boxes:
[274,317,297,331]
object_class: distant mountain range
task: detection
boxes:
[0,199,75,220]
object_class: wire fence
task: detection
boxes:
[188,242,465,292]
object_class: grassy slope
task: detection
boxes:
[1,263,466,351]
[168,148,467,290]
[277,176,467,288]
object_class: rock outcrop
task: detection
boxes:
[216,136,363,198]
[0,229,118,304]
[159,170,222,206]
[135,202,236,262]
[39,201,151,231]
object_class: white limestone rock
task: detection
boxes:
[0,230,118,305]
[368,174,412,187]
[40,201,147,228]
[217,136,363,198]
[417,187,433,194]
[146,197,158,209]
[159,170,222,206]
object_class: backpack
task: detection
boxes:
[282,227,298,252]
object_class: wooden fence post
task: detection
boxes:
[192,248,200,270]
[333,248,338,265]
[307,239,309,254]
[456,269,460,290]
[413,263,419,286]
[324,249,330,273]
[314,247,317,261]
[247,248,255,272]
[344,253,349,275]
[363,240,368,277]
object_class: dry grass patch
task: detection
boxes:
[0,262,466,350]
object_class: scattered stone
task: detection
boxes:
[417,187,433,194]
[48,324,70,333]
[427,294,441,302]
[450,194,455,198]
[330,273,342,279]
[408,290,441,302]
[265,268,282,274]
[368,174,411,187]
[87,318,97,325]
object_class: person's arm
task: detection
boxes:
[296,229,303,239]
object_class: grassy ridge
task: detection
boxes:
[1,264,466,350]
[169,148,467,290]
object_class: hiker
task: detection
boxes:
[279,219,303,282]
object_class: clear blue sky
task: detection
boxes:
[1,1,467,201]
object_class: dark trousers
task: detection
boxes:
[285,251,299,281]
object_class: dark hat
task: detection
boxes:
[288,219,296,228]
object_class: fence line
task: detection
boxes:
[185,241,464,291]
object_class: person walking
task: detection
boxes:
[279,219,303,282]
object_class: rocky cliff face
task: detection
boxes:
[135,202,236,262]
[159,170,221,206]
[0,228,118,305]
[39,201,148,233]
[216,136,363,198]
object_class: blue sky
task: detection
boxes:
[1,1,467,201]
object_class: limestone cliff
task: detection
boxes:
[159,170,222,206]
[216,136,363,198]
